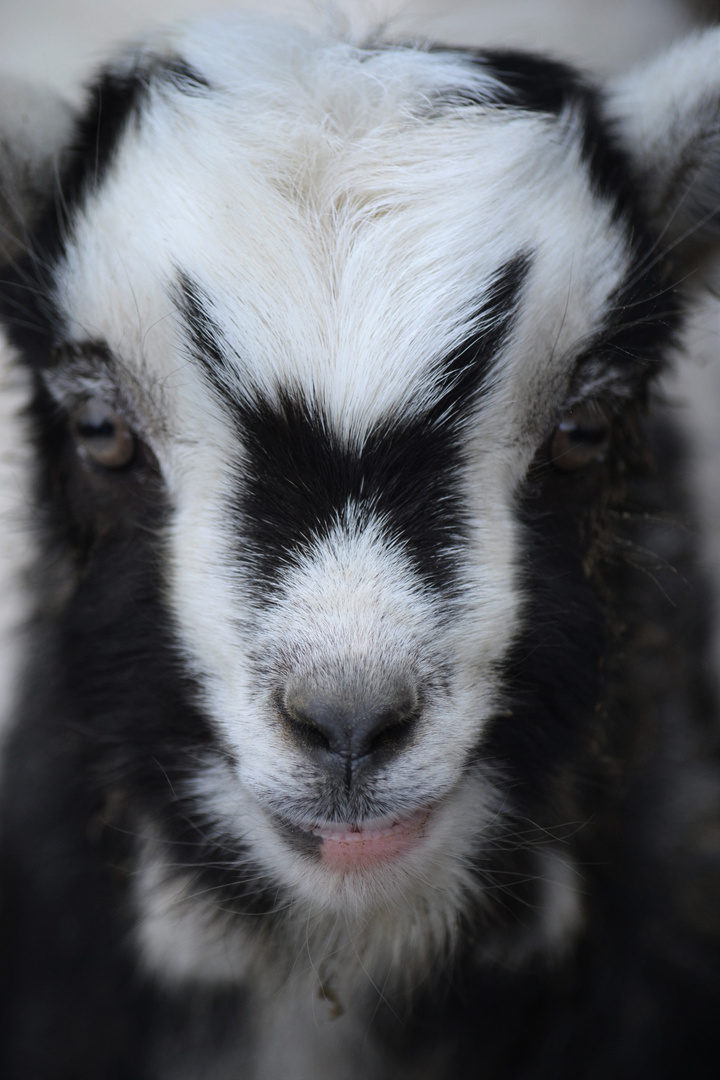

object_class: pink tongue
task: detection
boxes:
[315,811,429,870]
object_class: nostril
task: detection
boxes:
[273,693,333,754]
[276,685,421,768]
[366,705,419,758]
[289,710,334,754]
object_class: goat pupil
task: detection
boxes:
[565,423,606,445]
[550,401,612,471]
[71,399,136,469]
[78,418,114,438]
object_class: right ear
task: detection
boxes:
[0,77,75,266]
[604,29,720,274]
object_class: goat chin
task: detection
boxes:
[0,13,719,1080]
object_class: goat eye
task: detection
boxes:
[71,398,136,469]
[550,401,612,471]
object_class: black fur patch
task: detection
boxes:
[0,51,210,358]
[478,454,608,801]
[177,255,529,594]
[575,250,682,398]
[432,250,532,415]
[439,50,588,115]
[55,52,210,221]
[0,356,289,1075]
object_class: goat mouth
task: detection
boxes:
[301,807,434,870]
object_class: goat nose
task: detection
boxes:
[278,685,420,772]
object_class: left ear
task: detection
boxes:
[605,28,720,273]
[0,77,74,266]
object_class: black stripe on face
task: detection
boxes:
[0,61,148,354]
[0,54,211,359]
[431,49,586,115]
[55,53,210,223]
[177,255,530,595]
[426,252,532,424]
[432,48,683,396]
[569,227,683,401]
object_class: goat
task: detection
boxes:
[0,15,719,1079]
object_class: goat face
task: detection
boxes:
[2,19,718,992]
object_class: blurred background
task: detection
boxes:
[0,0,714,95]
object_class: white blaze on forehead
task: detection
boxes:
[52,19,631,453]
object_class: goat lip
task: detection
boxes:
[307,807,434,870]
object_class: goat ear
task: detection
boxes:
[606,29,720,270]
[0,78,75,266]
